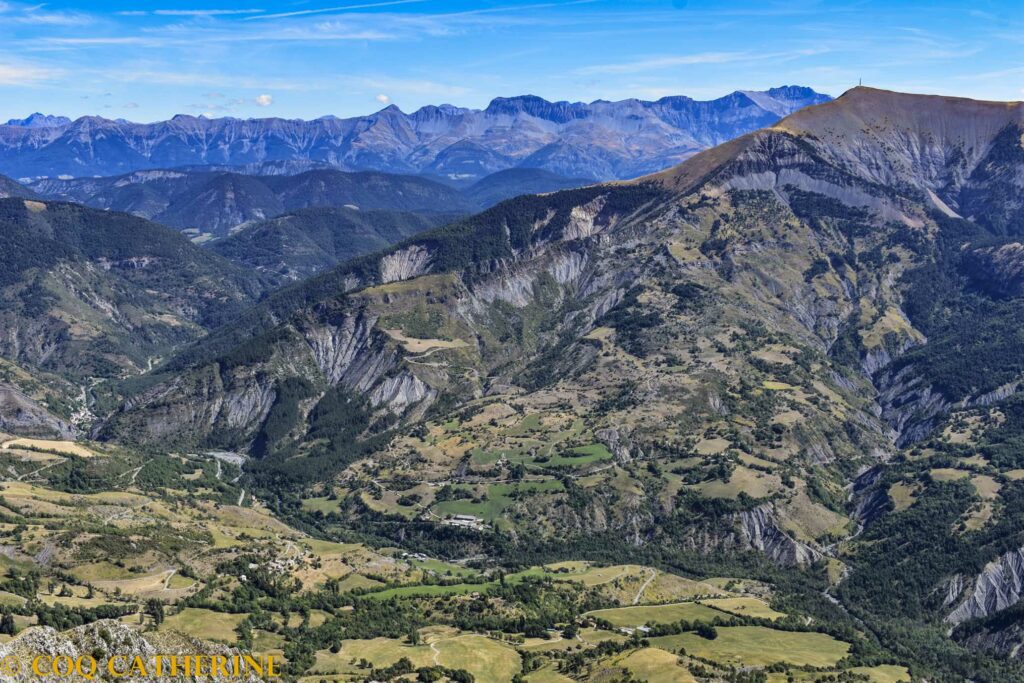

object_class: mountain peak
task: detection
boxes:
[484,95,585,123]
[775,86,1024,139]
[5,113,72,128]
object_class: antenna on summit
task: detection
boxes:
[859,78,862,86]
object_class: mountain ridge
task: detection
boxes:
[0,86,831,181]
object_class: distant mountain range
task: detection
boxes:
[29,169,476,240]
[209,206,460,282]
[25,166,597,240]
[0,86,830,181]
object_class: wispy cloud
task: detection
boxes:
[576,52,749,75]
[0,60,63,85]
[0,2,92,26]
[247,0,428,21]
[577,47,829,75]
[350,76,470,98]
[37,36,162,47]
[149,9,265,17]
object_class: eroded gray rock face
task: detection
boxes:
[380,245,432,284]
[948,547,1024,624]
[370,373,435,411]
[962,622,1024,660]
[739,504,821,567]
[0,386,75,439]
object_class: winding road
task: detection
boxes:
[633,568,657,605]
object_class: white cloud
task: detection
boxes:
[375,93,391,104]
[0,61,63,85]
[255,94,273,106]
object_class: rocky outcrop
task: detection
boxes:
[875,364,952,446]
[965,242,1024,297]
[300,312,394,390]
[563,196,608,240]
[961,621,1024,660]
[877,360,1024,448]
[370,373,435,412]
[851,466,890,528]
[739,504,821,567]
[948,547,1024,624]
[380,245,432,283]
[0,386,75,439]
[0,620,265,682]
[595,428,637,464]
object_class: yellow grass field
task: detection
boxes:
[1,439,98,458]
[585,602,726,627]
[608,648,697,683]
[652,626,850,668]
[314,630,520,683]
[162,608,246,644]
[698,597,785,620]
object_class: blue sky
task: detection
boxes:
[0,0,1021,122]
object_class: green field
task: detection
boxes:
[162,608,247,643]
[69,561,142,582]
[335,573,384,592]
[651,626,851,667]
[434,635,521,682]
[585,601,727,627]
[546,443,613,467]
[300,495,343,514]
[432,479,564,522]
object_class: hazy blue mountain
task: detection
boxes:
[0,173,35,199]
[1,86,830,182]
[31,169,473,239]
[462,167,593,208]
[209,206,461,282]
[4,113,72,128]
